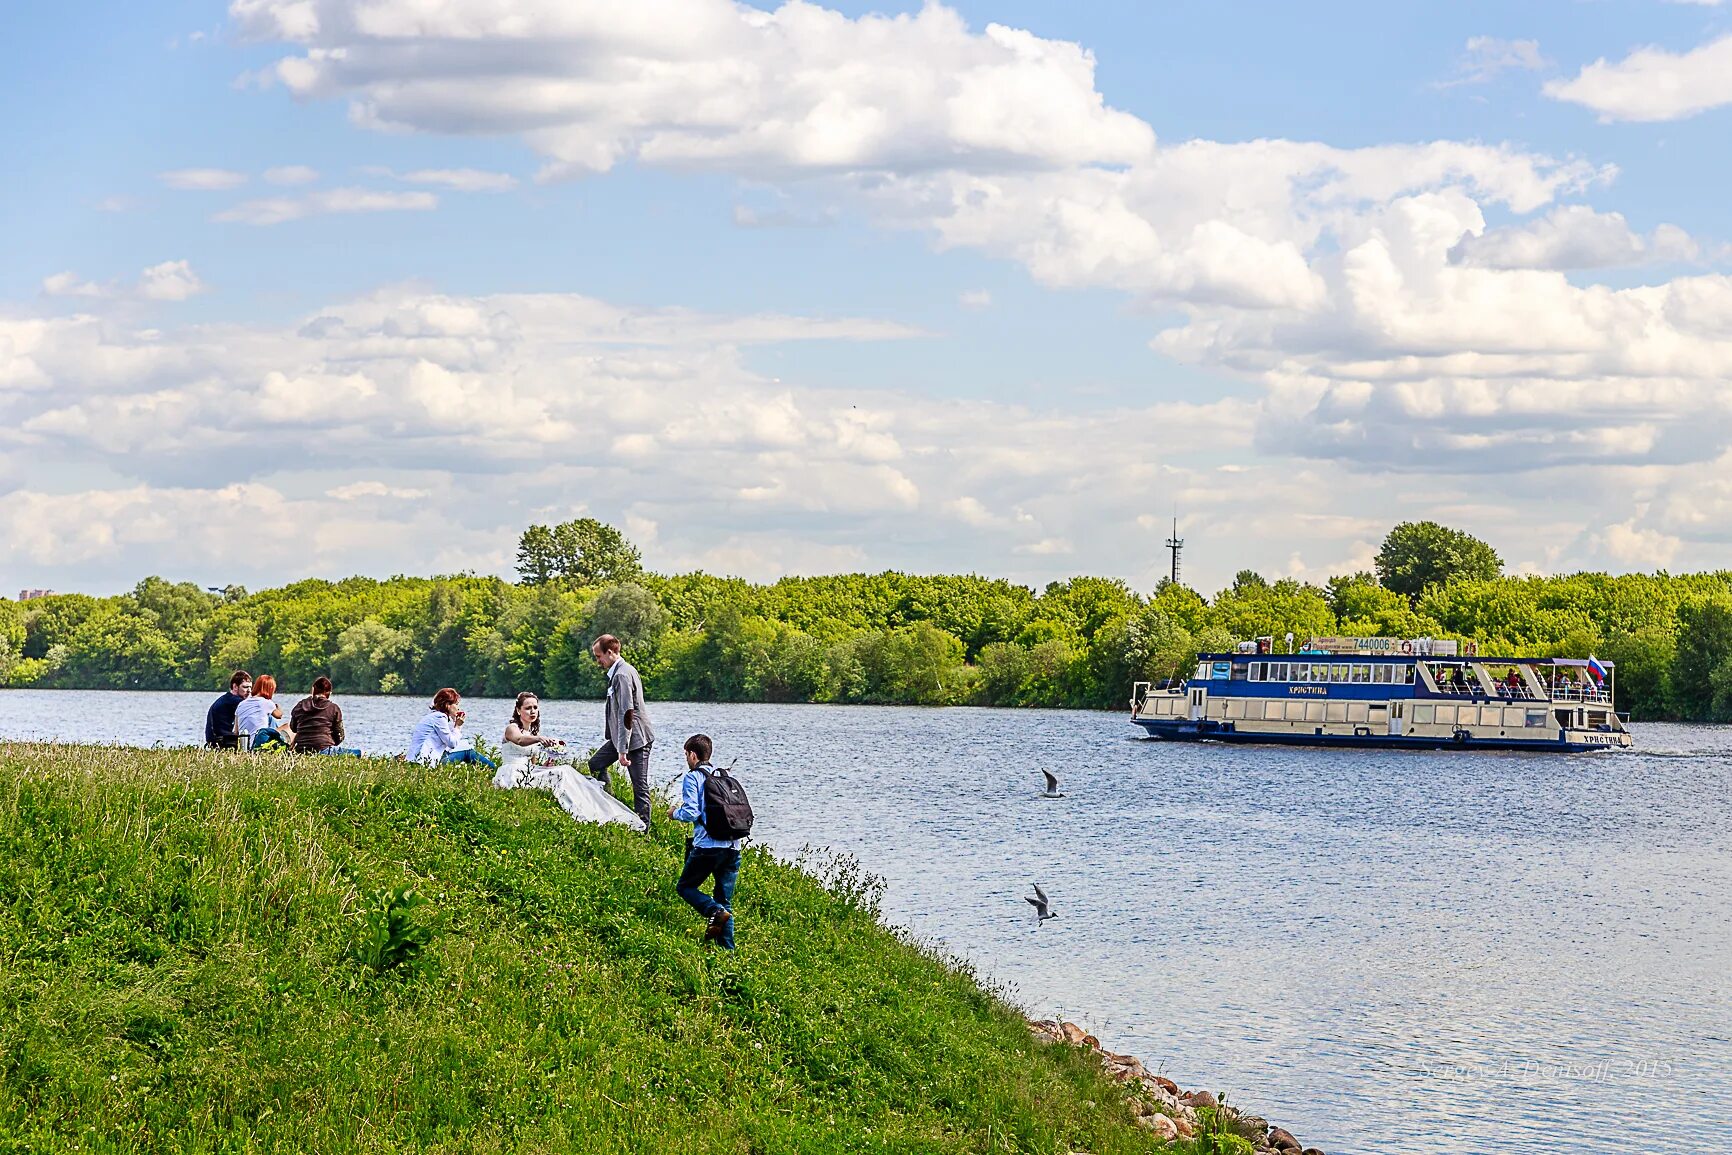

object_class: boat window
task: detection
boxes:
[1503,707,1525,728]
[1373,665,1391,684]
[1405,666,1416,684]
[1526,709,1549,728]
[1352,664,1371,683]
[1264,701,1285,720]
[1326,702,1348,722]
[1271,662,1288,681]
[1286,700,1308,721]
[1479,706,1502,727]
[1347,703,1369,723]
[1211,662,1231,680]
[1229,663,1247,681]
[1329,664,1349,682]
[1196,663,1209,680]
[1249,662,1264,681]
[1306,702,1327,722]
[1293,662,1310,681]
[1413,704,1435,724]
[1434,705,1457,725]
[1587,711,1607,727]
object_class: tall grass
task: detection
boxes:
[0,744,1176,1154]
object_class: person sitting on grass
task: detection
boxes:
[237,674,293,751]
[204,670,251,750]
[408,688,497,768]
[669,733,741,950]
[235,674,287,746]
[290,676,361,756]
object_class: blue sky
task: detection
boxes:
[7,0,1732,596]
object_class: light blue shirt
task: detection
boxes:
[672,763,740,850]
[408,711,460,764]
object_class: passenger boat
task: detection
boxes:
[1130,636,1631,751]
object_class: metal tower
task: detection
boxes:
[1165,517,1184,586]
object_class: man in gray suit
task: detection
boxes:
[587,633,656,831]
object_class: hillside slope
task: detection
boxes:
[0,745,1186,1154]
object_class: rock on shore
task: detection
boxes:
[1027,1018,1326,1154]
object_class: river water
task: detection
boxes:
[1,689,1726,1155]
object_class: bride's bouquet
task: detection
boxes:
[529,739,568,768]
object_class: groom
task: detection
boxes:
[588,633,656,832]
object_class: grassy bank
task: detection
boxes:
[0,744,1192,1154]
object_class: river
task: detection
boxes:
[1,689,1726,1155]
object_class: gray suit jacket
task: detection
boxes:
[605,657,655,752]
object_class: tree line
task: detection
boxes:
[2,519,1730,721]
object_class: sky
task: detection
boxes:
[7,0,1732,597]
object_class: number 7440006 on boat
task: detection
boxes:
[1130,636,1632,751]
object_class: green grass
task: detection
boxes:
[0,744,1181,1154]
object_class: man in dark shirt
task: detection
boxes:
[204,670,252,749]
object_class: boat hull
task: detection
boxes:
[1131,718,1629,752]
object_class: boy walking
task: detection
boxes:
[670,734,742,949]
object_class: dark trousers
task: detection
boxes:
[589,741,652,830]
[676,846,740,949]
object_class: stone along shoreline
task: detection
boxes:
[1029,1019,1330,1154]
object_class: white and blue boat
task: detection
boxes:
[1130,636,1631,751]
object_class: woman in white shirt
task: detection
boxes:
[235,674,289,749]
[493,692,643,831]
[408,688,496,768]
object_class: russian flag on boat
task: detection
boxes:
[1587,655,1608,683]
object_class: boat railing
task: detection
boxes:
[1549,683,1612,705]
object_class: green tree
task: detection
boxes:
[331,620,413,695]
[1671,597,1732,720]
[515,519,642,587]
[1375,521,1503,601]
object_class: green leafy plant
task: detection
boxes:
[353,884,434,975]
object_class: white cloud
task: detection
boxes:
[1441,36,1549,87]
[137,260,206,301]
[214,187,437,225]
[233,0,1156,178]
[264,164,320,185]
[40,261,205,303]
[41,273,108,299]
[1449,205,1699,270]
[395,168,517,192]
[958,289,993,310]
[159,167,248,190]
[1546,34,1732,122]
[327,480,432,500]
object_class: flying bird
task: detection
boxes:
[1026,883,1056,924]
[1041,768,1064,798]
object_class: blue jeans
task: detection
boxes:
[318,746,363,757]
[676,846,740,949]
[440,748,497,769]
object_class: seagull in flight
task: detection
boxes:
[1026,883,1056,924]
[1041,768,1064,798]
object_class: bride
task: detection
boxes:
[495,692,646,832]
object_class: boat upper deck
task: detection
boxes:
[1185,645,1615,707]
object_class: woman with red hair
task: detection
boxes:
[235,673,288,749]
[408,688,496,768]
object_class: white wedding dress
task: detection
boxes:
[493,737,646,833]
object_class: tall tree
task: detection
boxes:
[1375,521,1503,601]
[515,519,642,587]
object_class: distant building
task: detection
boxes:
[17,589,56,602]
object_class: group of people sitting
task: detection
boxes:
[205,670,358,755]
[201,635,745,949]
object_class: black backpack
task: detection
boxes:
[702,764,754,841]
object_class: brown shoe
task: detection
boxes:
[704,910,732,942]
